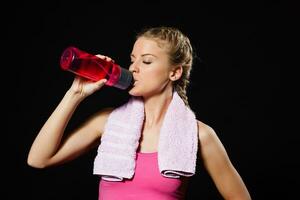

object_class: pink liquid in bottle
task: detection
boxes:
[60,46,133,90]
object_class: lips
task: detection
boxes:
[133,76,138,85]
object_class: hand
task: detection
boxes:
[68,54,115,98]
[69,76,107,98]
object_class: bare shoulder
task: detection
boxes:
[197,120,216,142]
[89,107,114,124]
[197,120,218,145]
[93,107,114,118]
[82,107,114,138]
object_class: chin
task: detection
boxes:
[128,88,142,97]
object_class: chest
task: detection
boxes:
[138,126,160,152]
[99,153,189,199]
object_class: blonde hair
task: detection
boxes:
[136,26,194,106]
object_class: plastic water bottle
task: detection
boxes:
[60,46,133,90]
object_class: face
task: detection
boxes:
[128,37,174,97]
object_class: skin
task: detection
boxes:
[27,37,251,200]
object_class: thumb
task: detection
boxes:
[96,79,107,87]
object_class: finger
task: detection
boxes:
[95,79,107,87]
[95,54,114,62]
[95,54,106,59]
[105,57,113,62]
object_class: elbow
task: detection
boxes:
[27,156,48,169]
[231,197,251,200]
[228,194,252,200]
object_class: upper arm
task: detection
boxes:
[197,121,251,200]
[47,107,114,167]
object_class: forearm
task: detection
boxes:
[27,90,84,168]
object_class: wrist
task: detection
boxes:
[65,89,86,102]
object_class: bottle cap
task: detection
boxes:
[114,68,133,90]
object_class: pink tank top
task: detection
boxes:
[98,152,190,200]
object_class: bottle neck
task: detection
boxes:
[113,67,133,90]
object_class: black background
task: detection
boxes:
[3,1,296,199]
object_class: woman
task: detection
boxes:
[27,26,251,200]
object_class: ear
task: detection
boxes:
[169,66,183,81]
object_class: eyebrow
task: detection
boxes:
[130,53,157,58]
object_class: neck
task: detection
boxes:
[143,89,174,128]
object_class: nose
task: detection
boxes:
[129,61,139,73]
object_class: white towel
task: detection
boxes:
[93,91,198,181]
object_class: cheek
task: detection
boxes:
[142,71,170,91]
[143,67,169,81]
